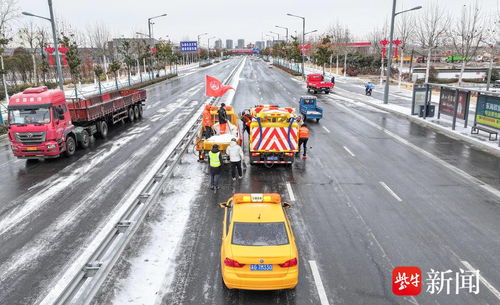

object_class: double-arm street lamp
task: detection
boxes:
[287,13,306,79]
[148,13,167,39]
[275,25,289,43]
[383,2,422,104]
[22,0,64,90]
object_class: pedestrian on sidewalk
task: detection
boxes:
[226,138,244,180]
[208,144,223,192]
[298,123,310,159]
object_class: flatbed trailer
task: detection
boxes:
[8,87,146,159]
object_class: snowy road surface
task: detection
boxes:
[0,57,499,305]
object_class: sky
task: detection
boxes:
[15,0,500,47]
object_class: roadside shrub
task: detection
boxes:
[0,124,7,135]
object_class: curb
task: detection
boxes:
[350,99,500,158]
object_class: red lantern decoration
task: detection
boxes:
[58,45,69,66]
[45,46,55,66]
[380,39,389,59]
[298,44,311,55]
[393,39,403,58]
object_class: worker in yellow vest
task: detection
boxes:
[208,144,223,192]
[298,124,310,159]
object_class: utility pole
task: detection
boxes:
[383,2,422,104]
[287,13,307,79]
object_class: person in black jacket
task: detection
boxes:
[218,103,228,124]
[207,144,224,192]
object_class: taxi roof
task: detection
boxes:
[231,193,286,222]
[9,87,65,107]
[232,203,285,222]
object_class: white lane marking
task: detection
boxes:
[322,126,330,133]
[286,182,296,202]
[461,260,500,300]
[379,181,403,202]
[309,260,331,305]
[334,102,500,199]
[343,146,355,157]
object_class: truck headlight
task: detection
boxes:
[47,144,57,149]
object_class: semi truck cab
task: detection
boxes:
[8,87,76,159]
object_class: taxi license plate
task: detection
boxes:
[26,147,38,151]
[267,156,278,161]
[251,264,273,271]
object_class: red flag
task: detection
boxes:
[205,75,234,97]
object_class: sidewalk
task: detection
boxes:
[297,61,500,157]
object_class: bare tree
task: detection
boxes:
[87,23,110,62]
[0,0,18,36]
[396,12,415,84]
[87,23,110,79]
[328,22,352,74]
[18,21,38,83]
[449,1,484,86]
[415,3,450,82]
[0,0,18,107]
[36,26,50,83]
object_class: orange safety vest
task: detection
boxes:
[244,114,252,127]
[202,111,212,127]
[299,126,309,139]
[219,122,227,134]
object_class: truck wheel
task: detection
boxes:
[79,130,90,148]
[97,121,108,139]
[128,107,135,122]
[313,90,318,94]
[325,90,330,94]
[134,105,140,120]
[316,118,320,123]
[303,114,307,121]
[64,136,76,157]
[137,104,143,118]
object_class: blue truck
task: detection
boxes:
[299,96,323,122]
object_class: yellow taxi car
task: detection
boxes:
[219,193,299,290]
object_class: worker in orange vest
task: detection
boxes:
[298,123,310,159]
[202,104,213,138]
[241,111,252,136]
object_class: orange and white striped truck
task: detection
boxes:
[248,105,299,165]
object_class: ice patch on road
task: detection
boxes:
[110,157,203,305]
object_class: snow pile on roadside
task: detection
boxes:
[110,156,203,305]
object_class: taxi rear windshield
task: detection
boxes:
[232,222,289,246]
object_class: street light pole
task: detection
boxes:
[383,3,422,104]
[22,0,64,90]
[287,13,306,79]
[148,13,167,39]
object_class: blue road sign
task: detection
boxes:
[180,41,198,53]
[252,48,260,54]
